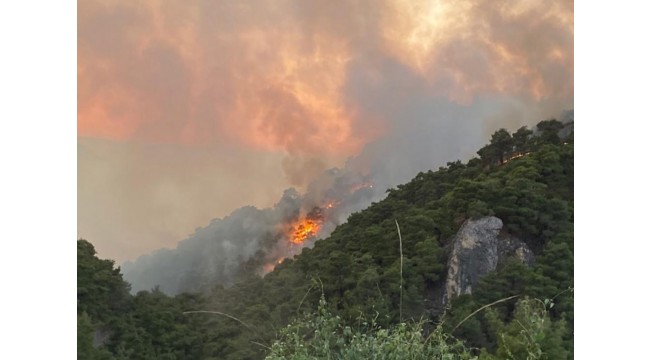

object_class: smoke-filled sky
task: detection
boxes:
[78,0,573,263]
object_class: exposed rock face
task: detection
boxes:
[442,216,533,305]
[498,234,535,266]
[444,217,502,304]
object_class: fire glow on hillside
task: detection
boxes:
[289,218,322,244]
[261,180,375,273]
[287,206,325,244]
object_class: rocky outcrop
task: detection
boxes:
[442,216,533,305]
[498,234,535,266]
[444,217,502,304]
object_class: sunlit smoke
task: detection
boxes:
[79,0,572,164]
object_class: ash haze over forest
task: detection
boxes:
[77,0,573,287]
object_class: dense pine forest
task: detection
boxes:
[78,119,573,359]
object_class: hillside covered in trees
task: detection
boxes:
[78,118,574,359]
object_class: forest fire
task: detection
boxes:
[288,207,325,244]
[260,179,376,274]
[501,152,532,165]
[289,218,322,244]
[283,181,373,245]
[259,207,326,275]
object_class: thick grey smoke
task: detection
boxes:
[123,189,300,294]
[122,169,378,294]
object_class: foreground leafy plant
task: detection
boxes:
[265,296,476,360]
[479,298,569,360]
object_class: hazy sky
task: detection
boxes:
[78,0,573,263]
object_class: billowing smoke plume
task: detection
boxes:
[79,0,573,177]
[122,167,379,294]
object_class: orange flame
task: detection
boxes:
[286,206,326,245]
[289,218,322,244]
[265,180,373,272]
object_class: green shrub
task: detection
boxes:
[265,296,475,360]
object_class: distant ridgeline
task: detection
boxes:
[78,118,574,359]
